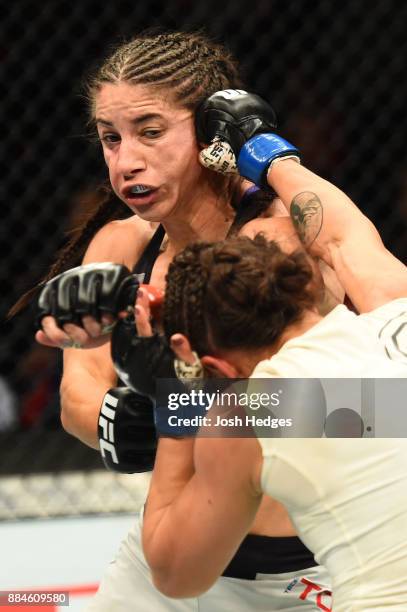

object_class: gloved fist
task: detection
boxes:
[196,89,299,188]
[37,263,139,329]
[111,283,198,400]
[111,320,177,400]
[98,386,157,473]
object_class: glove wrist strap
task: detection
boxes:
[237,133,300,188]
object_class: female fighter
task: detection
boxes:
[32,34,335,611]
[139,129,407,610]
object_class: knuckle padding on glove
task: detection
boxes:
[195,91,278,156]
[37,263,139,328]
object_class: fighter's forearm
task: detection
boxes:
[266,159,371,260]
[142,437,197,593]
[142,436,262,599]
[60,373,114,449]
[266,159,407,311]
[60,345,118,449]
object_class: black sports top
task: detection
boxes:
[132,224,165,283]
[132,185,270,281]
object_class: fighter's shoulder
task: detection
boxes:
[239,215,302,253]
[83,216,157,269]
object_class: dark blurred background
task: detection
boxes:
[1,0,406,477]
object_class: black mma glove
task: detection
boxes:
[98,386,157,473]
[37,263,139,328]
[111,319,177,400]
[196,89,300,188]
[111,280,204,399]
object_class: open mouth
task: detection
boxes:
[124,185,158,205]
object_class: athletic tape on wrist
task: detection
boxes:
[199,139,238,174]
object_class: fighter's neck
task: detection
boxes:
[273,309,323,353]
[162,190,235,254]
[214,310,324,378]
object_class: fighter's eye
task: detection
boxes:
[101,133,121,144]
[142,128,162,139]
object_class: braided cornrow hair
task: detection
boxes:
[11,31,245,317]
[164,241,215,356]
[86,31,243,114]
[164,235,321,356]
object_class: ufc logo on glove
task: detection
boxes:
[215,89,248,100]
[98,392,119,464]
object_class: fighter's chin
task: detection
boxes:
[127,200,173,223]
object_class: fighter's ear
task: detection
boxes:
[201,355,239,379]
[170,334,239,378]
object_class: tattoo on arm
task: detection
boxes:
[290,192,323,247]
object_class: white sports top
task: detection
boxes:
[252,299,407,611]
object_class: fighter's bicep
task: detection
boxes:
[194,437,262,501]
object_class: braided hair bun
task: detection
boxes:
[164,235,319,354]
